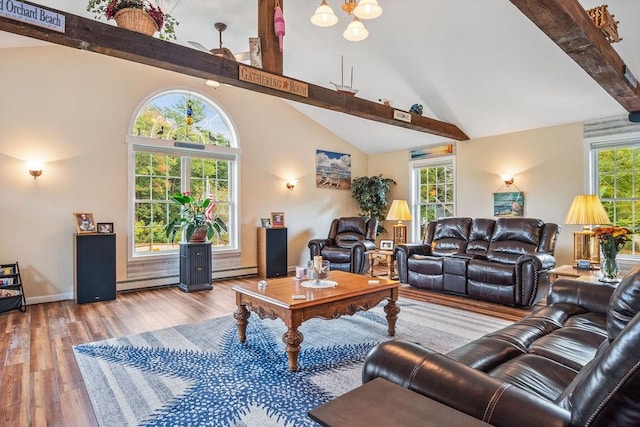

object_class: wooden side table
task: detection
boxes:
[369,250,396,278]
[549,264,604,284]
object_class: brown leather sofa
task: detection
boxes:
[395,217,560,307]
[362,264,640,427]
[308,216,377,274]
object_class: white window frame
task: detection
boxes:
[588,131,640,262]
[125,88,241,264]
[410,155,456,241]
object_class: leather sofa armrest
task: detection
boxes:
[308,238,331,258]
[395,243,432,283]
[514,252,558,306]
[548,279,615,314]
[351,240,377,274]
[363,340,571,427]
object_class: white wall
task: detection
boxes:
[0,45,365,302]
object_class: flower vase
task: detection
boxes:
[600,244,620,283]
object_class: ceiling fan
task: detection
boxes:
[188,22,250,63]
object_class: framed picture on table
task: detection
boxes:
[73,212,96,234]
[380,239,394,251]
[270,212,285,228]
[97,222,114,233]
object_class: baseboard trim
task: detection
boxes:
[27,292,75,305]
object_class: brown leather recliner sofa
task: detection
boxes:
[362,264,640,427]
[395,217,560,307]
[308,216,377,274]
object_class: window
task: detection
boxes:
[591,142,640,256]
[128,90,238,257]
[412,158,455,239]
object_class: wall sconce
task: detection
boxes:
[500,174,514,186]
[27,162,44,180]
[286,179,297,191]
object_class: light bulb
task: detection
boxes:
[311,0,338,27]
[343,17,368,42]
[354,0,382,20]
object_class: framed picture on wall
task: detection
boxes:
[493,192,524,217]
[270,212,285,228]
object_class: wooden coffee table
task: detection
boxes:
[232,270,400,371]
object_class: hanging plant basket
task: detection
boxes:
[113,8,158,36]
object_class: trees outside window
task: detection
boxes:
[593,144,639,256]
[412,159,455,240]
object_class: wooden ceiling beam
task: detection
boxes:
[510,0,640,112]
[257,0,283,75]
[0,4,468,141]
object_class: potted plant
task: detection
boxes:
[86,0,179,40]
[350,174,396,235]
[165,192,227,243]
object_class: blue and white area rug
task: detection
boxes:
[73,298,511,426]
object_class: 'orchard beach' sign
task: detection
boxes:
[0,0,65,33]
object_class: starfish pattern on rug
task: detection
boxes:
[74,320,379,426]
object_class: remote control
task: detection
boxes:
[368,280,380,284]
[292,294,306,300]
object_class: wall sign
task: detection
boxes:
[239,65,308,97]
[0,0,65,33]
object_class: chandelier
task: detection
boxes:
[310,0,382,42]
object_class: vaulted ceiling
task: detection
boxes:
[1,0,639,154]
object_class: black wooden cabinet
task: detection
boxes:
[179,242,213,292]
[74,233,116,304]
[257,227,287,278]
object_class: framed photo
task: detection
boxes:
[270,211,285,228]
[260,218,271,228]
[73,212,96,234]
[380,239,394,251]
[493,191,524,217]
[97,222,114,233]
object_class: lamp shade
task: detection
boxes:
[343,17,369,41]
[311,0,338,27]
[354,0,382,20]
[386,200,412,222]
[564,194,611,226]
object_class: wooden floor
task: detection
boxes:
[0,273,531,426]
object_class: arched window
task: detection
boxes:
[127,89,239,258]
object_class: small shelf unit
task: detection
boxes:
[0,261,26,314]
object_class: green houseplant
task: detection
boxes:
[350,175,396,235]
[165,192,227,243]
[86,0,178,40]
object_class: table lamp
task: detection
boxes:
[386,200,412,245]
[564,194,611,266]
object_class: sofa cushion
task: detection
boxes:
[607,263,640,341]
[491,218,544,245]
[488,354,577,402]
[467,218,495,255]
[321,246,351,262]
[431,218,471,256]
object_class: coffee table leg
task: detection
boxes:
[384,299,400,336]
[283,327,304,371]
[234,304,250,343]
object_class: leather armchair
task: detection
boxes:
[308,217,377,274]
